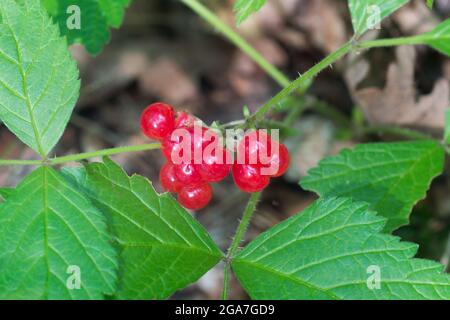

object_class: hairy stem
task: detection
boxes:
[0,159,43,166]
[181,0,290,87]
[222,192,261,299]
[248,41,354,123]
[0,143,161,166]
[359,35,429,49]
[50,143,161,165]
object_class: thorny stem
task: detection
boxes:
[0,159,42,166]
[222,192,261,300]
[358,35,430,49]
[247,41,354,124]
[0,143,161,166]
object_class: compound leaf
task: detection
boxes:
[348,0,410,35]
[0,167,117,299]
[0,0,80,156]
[62,157,223,300]
[233,197,450,300]
[300,141,444,233]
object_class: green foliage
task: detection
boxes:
[42,0,132,55]
[420,19,450,57]
[348,0,410,35]
[0,187,14,201]
[427,0,434,8]
[301,141,444,233]
[0,167,117,299]
[232,197,450,300]
[234,0,267,26]
[0,0,80,156]
[62,158,223,299]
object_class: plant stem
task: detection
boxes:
[358,35,428,49]
[49,143,161,165]
[181,0,290,87]
[0,159,42,166]
[221,263,231,300]
[222,192,261,299]
[248,41,354,124]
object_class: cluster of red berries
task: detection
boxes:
[140,102,289,210]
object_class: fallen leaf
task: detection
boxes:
[347,46,449,130]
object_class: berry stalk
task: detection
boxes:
[222,191,261,300]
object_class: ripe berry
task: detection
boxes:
[175,111,197,128]
[174,163,202,185]
[160,162,183,193]
[178,183,213,210]
[140,103,175,140]
[161,127,189,160]
[197,147,232,182]
[266,143,290,177]
[162,125,219,163]
[232,164,270,193]
[188,126,220,158]
[237,130,274,166]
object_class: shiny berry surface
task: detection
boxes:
[177,183,213,210]
[174,163,202,185]
[162,125,219,163]
[197,147,232,182]
[140,103,175,140]
[232,164,270,193]
[237,130,274,166]
[268,143,290,177]
[175,111,197,128]
[159,162,183,193]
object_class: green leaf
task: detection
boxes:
[43,0,132,55]
[300,141,444,233]
[62,157,223,299]
[234,0,267,26]
[0,0,80,156]
[232,197,450,300]
[0,166,117,299]
[348,0,410,35]
[427,0,434,8]
[0,187,14,201]
[445,110,450,144]
[419,19,450,57]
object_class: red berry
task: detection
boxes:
[197,147,232,182]
[174,163,202,185]
[259,143,290,177]
[269,144,290,177]
[161,127,190,160]
[175,111,197,128]
[140,103,175,140]
[178,183,213,210]
[159,162,183,193]
[232,164,270,193]
[187,126,220,162]
[162,125,219,163]
[237,130,274,166]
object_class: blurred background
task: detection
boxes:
[1,0,450,299]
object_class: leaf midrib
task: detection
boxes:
[5,21,45,156]
[232,259,341,300]
[116,240,223,259]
